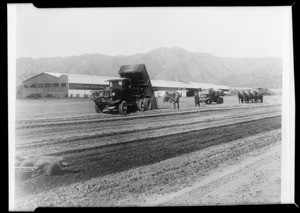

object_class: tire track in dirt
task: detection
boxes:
[15,108,281,150]
[16,110,281,159]
[14,97,282,208]
[16,105,281,137]
[16,115,281,197]
[16,103,281,129]
[15,109,281,151]
[63,116,281,168]
[135,139,281,206]
[15,129,281,207]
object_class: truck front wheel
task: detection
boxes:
[144,98,151,110]
[118,101,128,115]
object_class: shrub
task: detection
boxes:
[46,161,62,176]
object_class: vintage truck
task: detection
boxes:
[200,88,224,104]
[90,64,157,114]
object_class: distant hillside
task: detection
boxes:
[16,47,282,89]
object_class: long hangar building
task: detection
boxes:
[21,72,229,98]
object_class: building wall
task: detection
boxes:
[68,89,94,98]
[22,72,231,99]
[180,90,187,97]
[68,83,107,98]
[153,87,188,97]
[22,86,68,98]
[154,89,187,97]
[22,73,68,98]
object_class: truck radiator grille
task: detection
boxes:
[102,98,112,102]
[103,91,111,97]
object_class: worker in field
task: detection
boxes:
[173,91,181,110]
[194,91,200,107]
[209,88,214,99]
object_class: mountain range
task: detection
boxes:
[16,47,282,89]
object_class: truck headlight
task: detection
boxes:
[111,92,115,96]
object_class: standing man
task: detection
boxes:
[194,91,200,107]
[173,91,180,110]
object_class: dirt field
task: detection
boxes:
[13,95,282,210]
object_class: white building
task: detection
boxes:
[22,72,230,98]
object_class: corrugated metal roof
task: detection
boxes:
[186,82,220,89]
[66,74,119,85]
[42,72,118,85]
[23,72,62,83]
[215,85,230,90]
[24,72,230,90]
[150,80,229,90]
[151,80,191,88]
[43,72,65,78]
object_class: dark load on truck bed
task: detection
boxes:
[90,64,157,114]
[119,64,155,99]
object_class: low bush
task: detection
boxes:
[46,161,62,176]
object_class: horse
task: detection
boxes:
[253,90,258,102]
[242,91,249,103]
[248,91,254,103]
[237,92,244,103]
[257,93,264,103]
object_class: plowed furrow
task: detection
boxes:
[18,116,281,195]
[16,113,281,158]
[15,103,281,129]
[15,109,281,150]
[15,106,281,145]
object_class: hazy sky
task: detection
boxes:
[14,4,288,58]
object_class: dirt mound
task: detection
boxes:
[46,162,62,176]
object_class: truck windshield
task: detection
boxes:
[109,81,123,89]
[201,89,209,94]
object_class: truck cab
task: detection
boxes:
[91,64,157,114]
[108,78,134,103]
[91,78,134,112]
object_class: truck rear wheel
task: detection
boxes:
[150,98,157,110]
[220,97,224,103]
[137,99,145,111]
[144,98,151,110]
[95,104,103,113]
[118,101,128,115]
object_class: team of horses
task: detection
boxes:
[237,90,263,103]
